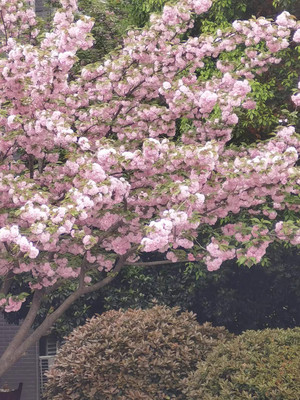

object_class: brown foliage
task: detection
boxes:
[44,306,232,399]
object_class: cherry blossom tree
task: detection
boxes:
[0,0,299,376]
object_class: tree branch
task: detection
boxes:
[28,154,34,179]
[125,259,195,267]
[0,244,19,295]
[97,220,123,243]
[80,253,127,295]
[0,270,14,296]
[79,254,87,290]
[0,289,45,366]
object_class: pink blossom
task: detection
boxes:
[0,228,11,242]
[17,237,31,252]
[292,93,300,106]
[110,237,131,255]
[275,221,283,234]
[206,257,222,271]
[233,80,251,96]
[293,29,300,42]
[276,11,296,28]
[78,137,90,150]
[83,235,92,245]
[242,100,256,109]
[198,91,218,113]
[192,0,212,14]
[28,247,39,259]
[226,113,239,125]
[187,253,195,261]
[5,297,25,313]
[166,251,178,262]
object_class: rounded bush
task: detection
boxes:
[44,306,232,400]
[184,327,300,400]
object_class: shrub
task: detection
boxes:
[184,327,300,400]
[44,306,232,400]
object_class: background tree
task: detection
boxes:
[72,0,133,64]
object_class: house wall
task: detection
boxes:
[0,314,39,400]
[34,0,51,18]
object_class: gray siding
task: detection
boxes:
[34,0,51,18]
[0,314,39,400]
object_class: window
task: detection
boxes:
[39,336,59,397]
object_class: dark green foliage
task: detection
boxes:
[4,248,299,338]
[129,0,300,30]
[191,248,300,333]
[43,0,133,65]
[44,306,232,400]
[76,0,133,64]
[183,327,300,399]
[103,263,196,312]
[129,0,170,27]
[102,247,300,335]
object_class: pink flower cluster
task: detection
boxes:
[205,238,236,271]
[0,297,25,313]
[0,226,39,258]
[142,209,197,253]
[291,81,300,107]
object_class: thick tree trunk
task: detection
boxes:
[0,289,81,377]
[0,256,127,378]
